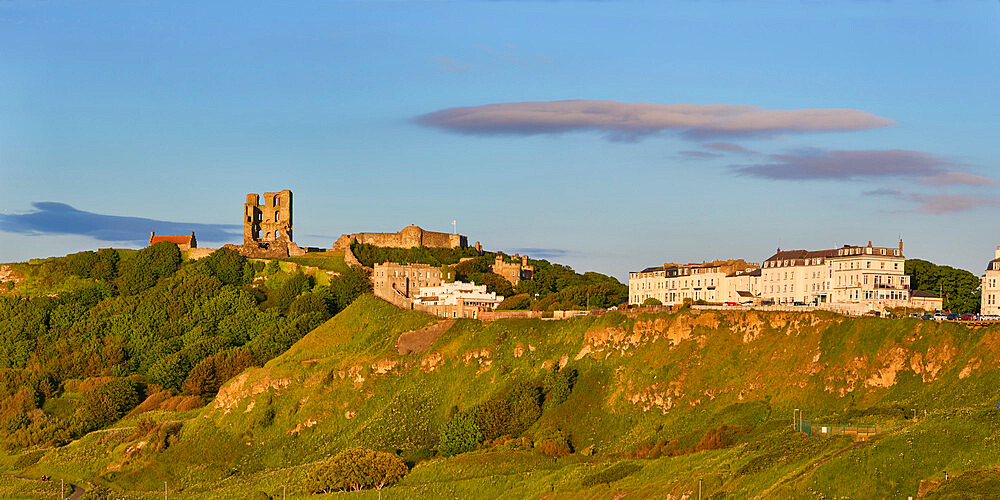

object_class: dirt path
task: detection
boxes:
[1,473,85,499]
[755,439,869,498]
[397,319,455,354]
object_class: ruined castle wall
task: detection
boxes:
[332,226,467,251]
[244,190,293,245]
[343,245,364,268]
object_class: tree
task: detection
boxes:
[906,259,981,313]
[474,272,515,298]
[306,447,408,493]
[497,294,531,310]
[72,378,141,434]
[116,242,181,295]
[199,248,251,286]
[641,297,663,306]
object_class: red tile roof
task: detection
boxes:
[150,235,193,245]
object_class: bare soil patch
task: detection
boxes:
[397,320,455,355]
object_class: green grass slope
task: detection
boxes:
[9,297,1000,498]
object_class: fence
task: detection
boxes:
[797,420,877,440]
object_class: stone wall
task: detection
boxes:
[343,245,364,268]
[332,225,467,251]
[186,248,218,260]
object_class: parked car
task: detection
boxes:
[946,314,959,321]
[921,314,933,320]
[725,301,740,306]
[933,314,947,321]
[760,300,774,306]
[961,314,975,321]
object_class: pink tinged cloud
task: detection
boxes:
[701,141,759,154]
[909,194,1000,214]
[733,149,994,186]
[921,171,997,186]
[414,100,894,141]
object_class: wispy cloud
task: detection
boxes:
[920,171,996,186]
[0,202,241,245]
[677,150,723,160]
[702,141,760,155]
[862,190,1000,214]
[506,247,571,259]
[911,194,1000,214]
[415,100,894,142]
[732,149,993,186]
[436,56,471,74]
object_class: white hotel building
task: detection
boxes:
[760,241,910,305]
[982,246,1000,316]
[628,260,760,306]
[630,241,924,311]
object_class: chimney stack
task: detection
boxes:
[995,245,1000,259]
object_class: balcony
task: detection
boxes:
[873,284,909,290]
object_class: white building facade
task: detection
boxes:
[415,281,504,309]
[761,242,910,306]
[982,246,1000,316]
[628,260,760,306]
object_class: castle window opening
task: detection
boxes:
[275,230,280,238]
[275,212,280,221]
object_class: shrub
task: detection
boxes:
[11,450,44,469]
[696,425,750,452]
[542,366,577,408]
[82,485,118,500]
[263,259,281,275]
[438,408,483,456]
[497,293,531,310]
[534,427,572,457]
[641,297,662,306]
[72,378,142,435]
[307,447,408,493]
[580,462,642,487]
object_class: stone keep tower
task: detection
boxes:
[244,190,293,245]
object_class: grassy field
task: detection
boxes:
[269,252,348,273]
[3,297,999,498]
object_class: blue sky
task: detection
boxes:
[2,1,999,280]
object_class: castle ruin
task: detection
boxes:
[491,254,534,286]
[228,189,308,257]
[332,225,468,251]
[245,190,293,245]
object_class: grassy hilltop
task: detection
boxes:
[3,292,999,498]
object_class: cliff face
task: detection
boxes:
[19,296,1000,498]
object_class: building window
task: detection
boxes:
[275,212,280,221]
[275,230,280,238]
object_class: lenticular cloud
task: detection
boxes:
[415,100,894,141]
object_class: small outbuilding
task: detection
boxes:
[148,231,197,251]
